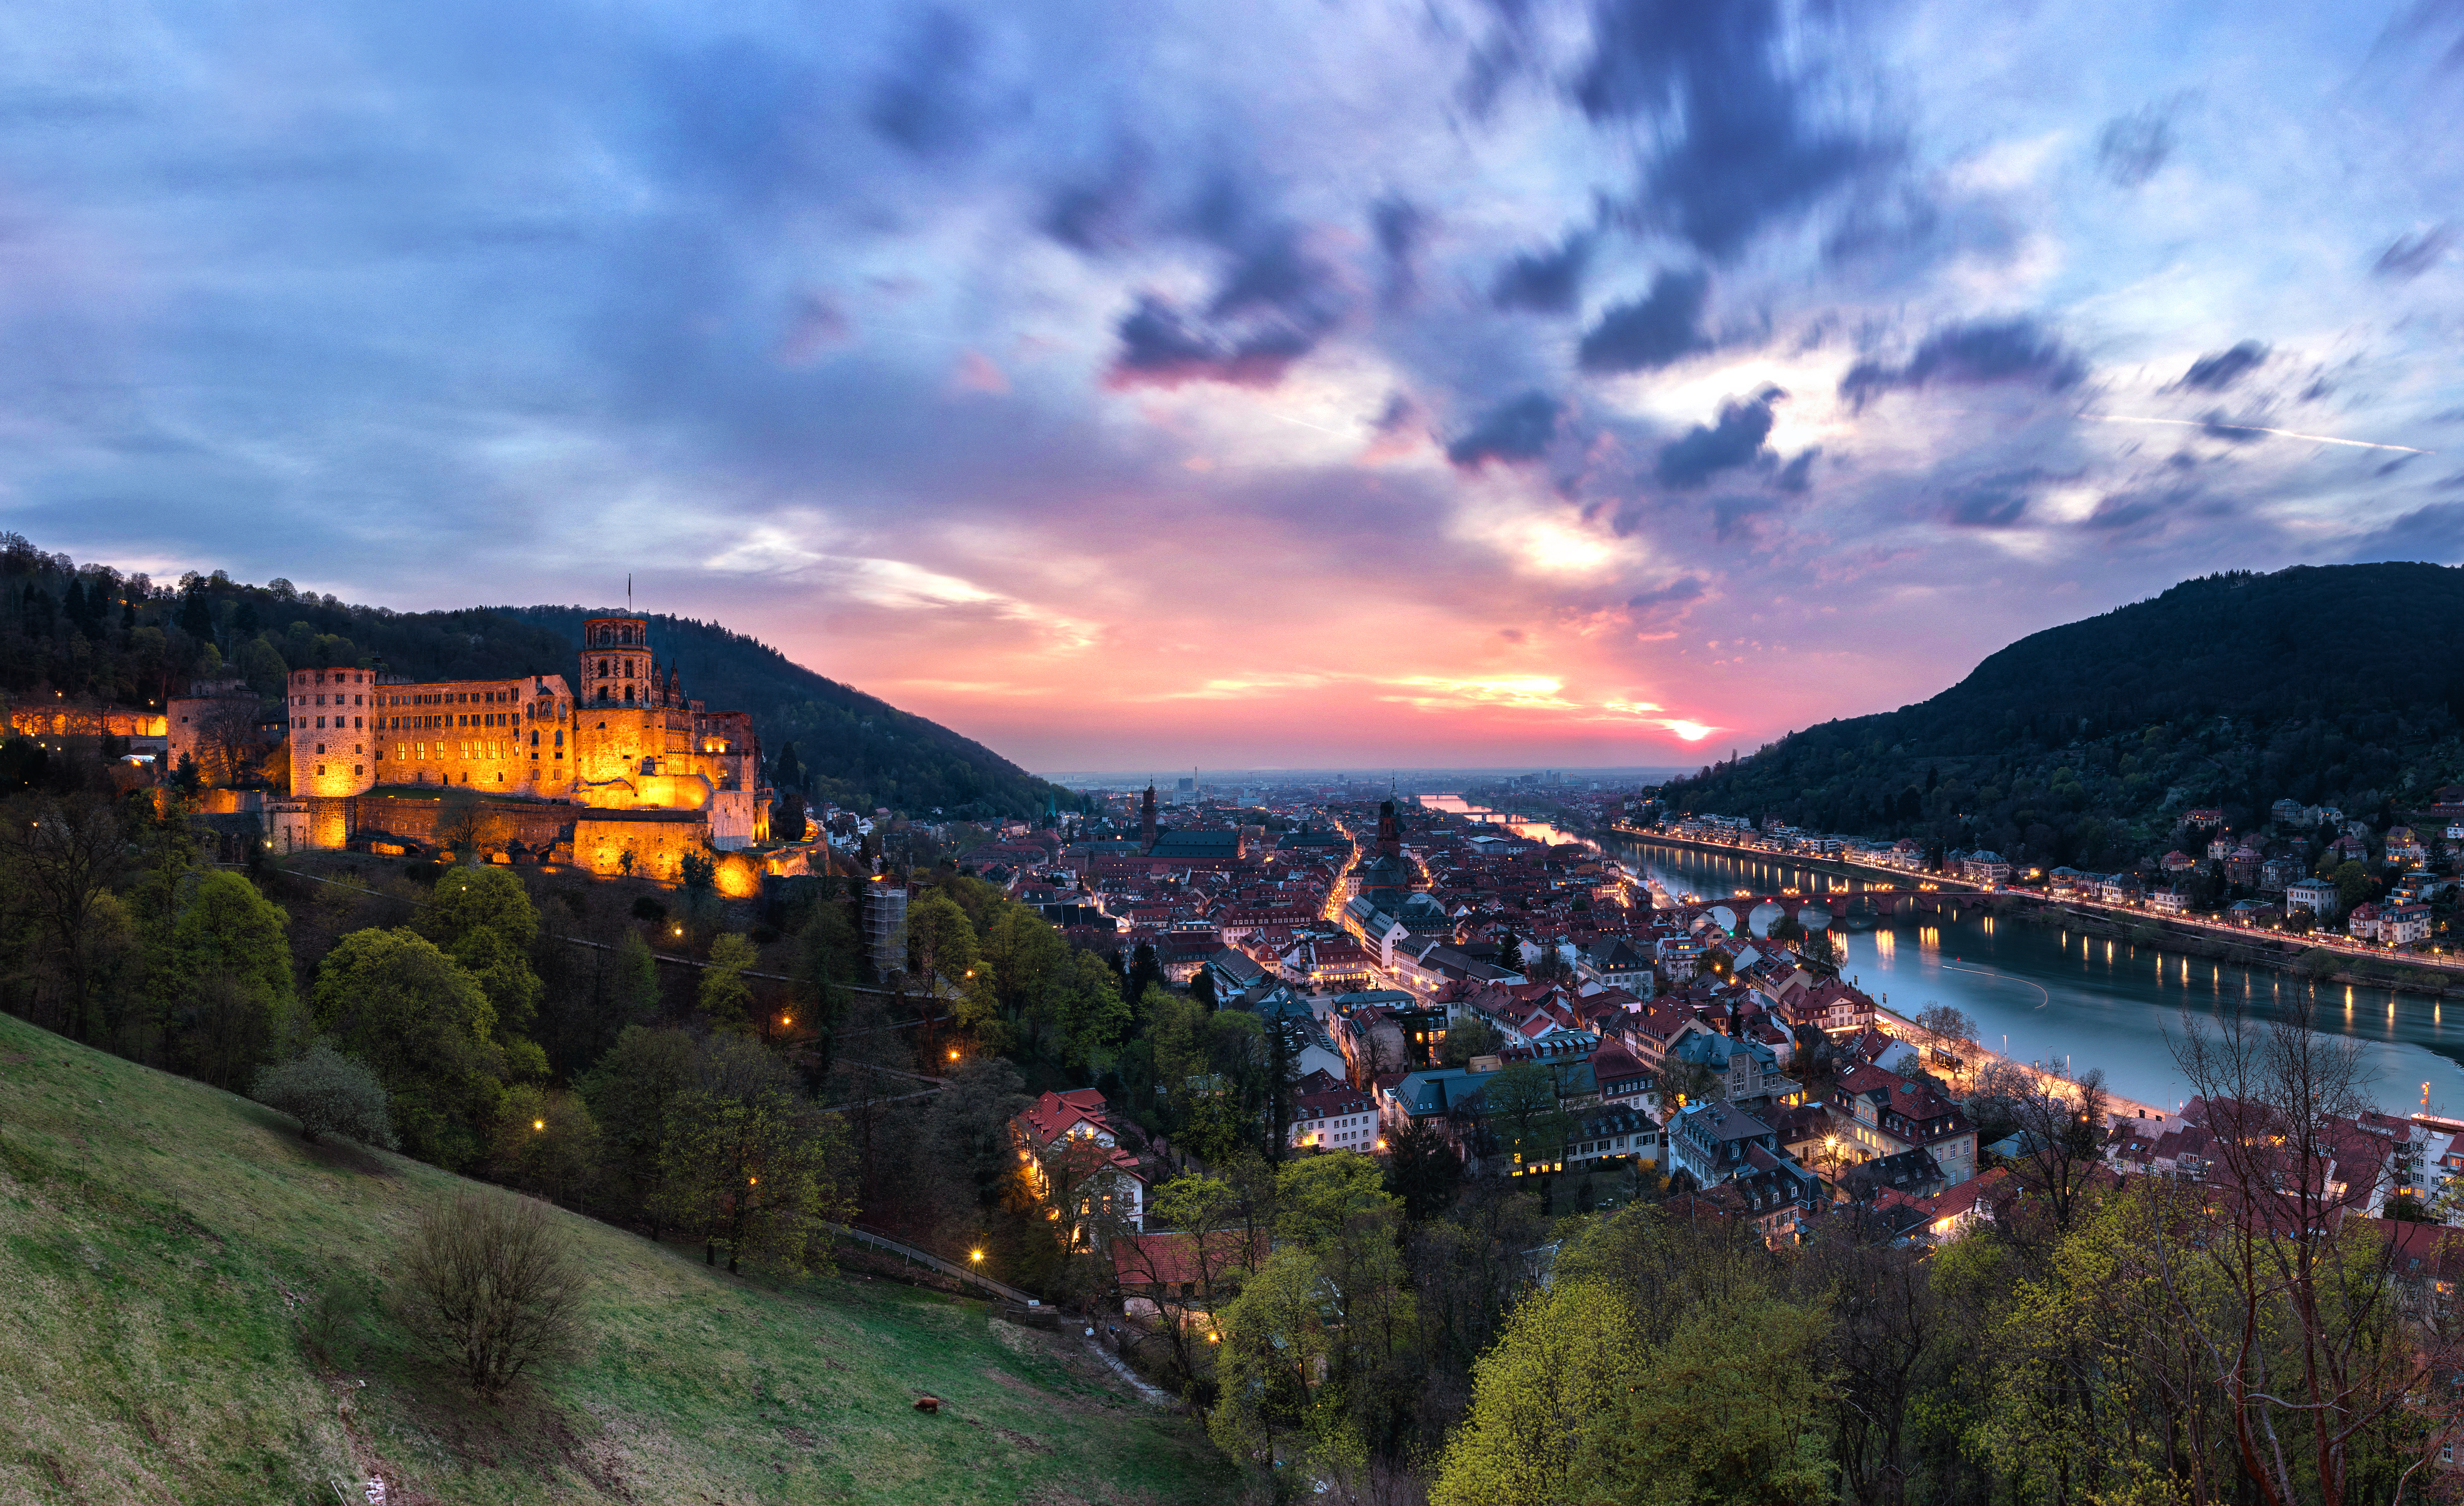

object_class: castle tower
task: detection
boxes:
[580,616,655,707]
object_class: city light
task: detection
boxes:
[969,1248,983,1263]
[533,1118,545,1131]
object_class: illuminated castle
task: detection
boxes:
[277,614,769,877]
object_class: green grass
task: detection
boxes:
[0,1012,1234,1504]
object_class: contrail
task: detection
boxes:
[2081,412,2432,455]
[1261,409,1351,438]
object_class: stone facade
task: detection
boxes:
[281,615,769,877]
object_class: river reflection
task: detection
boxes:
[1422,794,1587,849]
[1611,836,2464,1119]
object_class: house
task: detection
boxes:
[2383,902,2433,947]
[2260,856,2300,891]
[1290,1083,1379,1153]
[2147,890,2187,915]
[2387,826,2427,866]
[1916,1166,2017,1242]
[2227,898,2279,927]
[1963,851,2012,885]
[1564,1106,1658,1169]
[2098,874,2145,906]
[1576,937,1654,994]
[2159,851,2198,876]
[2285,877,2339,916]
[1590,1039,1656,1111]
[1654,933,1707,982]
[1843,1146,1947,1203]
[1667,1030,1796,1111]
[1012,1089,1149,1240]
[1110,1228,1267,1304]
[1666,1100,1782,1187]
[2349,901,2383,942]
[1830,1063,1978,1186]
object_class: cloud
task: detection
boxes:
[867,9,1002,158]
[2095,105,2174,187]
[1107,226,1348,389]
[951,350,1009,395]
[1043,152,1146,253]
[1942,474,2034,527]
[2375,225,2454,280]
[2339,500,2464,562]
[1577,269,1711,374]
[2199,410,2267,443]
[1373,197,1427,309]
[1838,317,2087,409]
[1572,0,1885,260]
[1656,386,1783,487]
[1491,232,1594,314]
[1627,574,1707,623]
[1710,492,1784,541]
[1774,449,1818,493]
[1446,391,1562,468]
[2176,340,2268,392]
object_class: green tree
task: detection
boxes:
[651,1079,849,1275]
[1567,1292,1834,1506]
[1208,1246,1336,1470]
[1440,1013,1504,1067]
[161,868,296,1088]
[982,902,1068,1049]
[795,897,862,1074]
[310,927,505,1169]
[490,1084,601,1206]
[576,1025,697,1236]
[923,1056,1032,1212]
[252,1044,397,1149]
[700,932,759,1028]
[1054,948,1129,1066]
[613,927,661,1020]
[1430,1281,1645,1506]
[1483,1061,1571,1167]
[1384,1119,1463,1221]
[416,866,546,1068]
[2330,858,2374,912]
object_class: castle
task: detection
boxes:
[270,614,770,879]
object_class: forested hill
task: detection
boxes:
[1657,563,2464,870]
[0,533,1072,818]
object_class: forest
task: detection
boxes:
[0,531,1074,819]
[1658,565,2464,872]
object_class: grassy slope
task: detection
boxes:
[0,1011,1231,1505]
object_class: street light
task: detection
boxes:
[533,1118,545,1131]
[969,1248,984,1263]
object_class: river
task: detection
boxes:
[1421,793,1587,848]
[1608,836,2464,1120]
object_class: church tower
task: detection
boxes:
[1141,784,1158,849]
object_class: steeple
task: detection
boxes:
[1141,784,1157,848]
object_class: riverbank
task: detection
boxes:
[1606,826,1991,898]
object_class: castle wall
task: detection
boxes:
[350,792,574,855]
[285,667,381,801]
[574,810,709,882]
[368,674,574,798]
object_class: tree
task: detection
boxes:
[1122,1173,1253,1393]
[252,1045,397,1149]
[311,927,506,1169]
[923,1057,1031,1213]
[417,866,545,1061]
[1988,1060,2110,1238]
[195,696,267,787]
[1484,1062,1571,1169]
[0,793,127,1041]
[1440,1013,1504,1067]
[161,868,296,1088]
[795,897,861,1075]
[1915,1002,1978,1047]
[700,932,759,1028]
[650,1035,850,1274]
[1384,1119,1463,1221]
[1429,1281,1644,1506]
[612,928,661,1020]
[397,1192,588,1400]
[1567,1291,1834,1506]
[1054,949,1129,1066]
[489,1085,601,1207]
[1208,1246,1337,1470]
[576,1025,697,1236]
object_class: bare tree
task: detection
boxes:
[1996,1061,2110,1239]
[195,696,269,787]
[2134,994,2448,1506]
[0,793,127,1038]
[397,1192,588,1400]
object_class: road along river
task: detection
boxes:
[1611,836,2464,1121]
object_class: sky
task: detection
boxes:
[5,0,2464,773]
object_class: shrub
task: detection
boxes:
[397,1192,588,1400]
[252,1044,398,1149]
[631,896,667,922]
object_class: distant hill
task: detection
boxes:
[0,1010,1227,1503]
[1657,563,2464,871]
[0,533,1075,818]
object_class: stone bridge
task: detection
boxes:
[1668,888,1977,932]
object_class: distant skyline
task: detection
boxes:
[8,0,2464,769]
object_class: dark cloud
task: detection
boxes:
[1573,0,1884,260]
[1446,391,1562,468]
[2442,473,2464,490]
[1837,317,2087,409]
[2339,501,2464,562]
[1371,391,1420,432]
[2199,410,2267,443]
[1656,385,1783,488]
[1710,492,1784,541]
[1043,152,1146,253]
[1627,574,1707,622]
[2375,225,2454,280]
[1941,471,2046,528]
[2377,453,2421,477]
[1108,214,1348,388]
[2177,340,2268,392]
[1491,233,1594,313]
[2095,106,2174,187]
[1373,197,1428,309]
[2081,484,2223,534]
[1577,269,1711,373]
[867,9,997,158]
[1109,295,1314,389]
[1774,448,1818,493]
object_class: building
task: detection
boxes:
[1290,1083,1379,1153]
[1830,1063,1978,1186]
[1012,1088,1148,1242]
[2286,877,2339,916]
[278,614,770,877]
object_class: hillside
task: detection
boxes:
[1657,563,2464,869]
[0,1010,1229,1504]
[0,532,1072,818]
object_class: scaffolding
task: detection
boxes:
[864,883,909,977]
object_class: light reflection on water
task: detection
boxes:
[1613,835,2464,1118]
